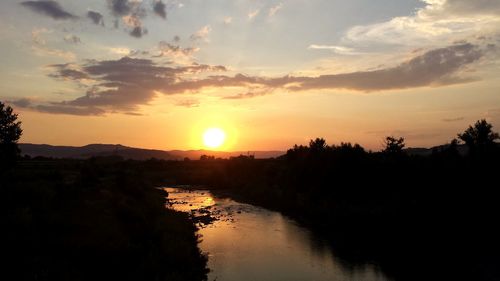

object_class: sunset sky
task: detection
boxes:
[1,0,500,151]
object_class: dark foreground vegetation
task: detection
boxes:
[1,160,208,281]
[1,102,208,281]
[137,120,500,281]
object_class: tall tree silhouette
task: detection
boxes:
[0,101,22,169]
[458,119,499,155]
[383,136,405,154]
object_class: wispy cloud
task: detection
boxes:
[269,3,283,17]
[154,41,200,59]
[308,45,361,55]
[224,17,233,25]
[248,9,259,20]
[63,35,81,44]
[442,117,465,122]
[190,25,211,42]
[31,28,76,60]
[176,99,200,108]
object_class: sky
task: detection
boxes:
[1,0,500,151]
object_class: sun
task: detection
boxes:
[203,128,226,149]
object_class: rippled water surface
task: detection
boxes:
[165,187,392,281]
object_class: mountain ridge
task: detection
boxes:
[19,143,285,160]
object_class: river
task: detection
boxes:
[165,187,392,281]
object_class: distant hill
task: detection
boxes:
[19,143,178,160]
[19,143,285,160]
[405,144,468,156]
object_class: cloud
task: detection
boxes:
[107,0,149,37]
[8,98,106,116]
[176,99,200,108]
[340,0,500,49]
[10,98,33,108]
[130,26,147,38]
[269,3,283,17]
[63,35,81,44]
[248,9,259,20]
[108,0,131,16]
[223,89,273,100]
[35,104,106,116]
[173,43,486,93]
[153,0,167,19]
[443,117,465,122]
[21,1,77,20]
[190,25,211,41]
[122,14,147,38]
[30,57,228,115]
[224,17,233,25]
[428,0,500,16]
[154,41,199,59]
[87,10,104,26]
[285,43,485,91]
[25,43,486,116]
[31,28,76,60]
[48,63,89,80]
[308,45,361,55]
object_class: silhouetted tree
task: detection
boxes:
[309,138,327,152]
[0,101,22,169]
[200,154,215,161]
[383,136,405,154]
[458,119,499,155]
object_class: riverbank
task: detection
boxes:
[2,158,208,281]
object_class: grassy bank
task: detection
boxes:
[1,157,208,281]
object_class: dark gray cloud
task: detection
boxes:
[152,43,486,95]
[25,43,486,116]
[36,57,227,115]
[108,0,131,16]
[48,64,89,80]
[130,26,147,38]
[87,10,104,26]
[8,98,105,116]
[227,43,484,93]
[21,1,77,20]
[285,43,485,92]
[153,0,167,19]
[35,104,106,115]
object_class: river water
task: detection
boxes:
[165,187,392,281]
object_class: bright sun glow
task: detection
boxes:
[203,128,226,149]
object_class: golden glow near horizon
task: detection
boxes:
[203,128,226,149]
